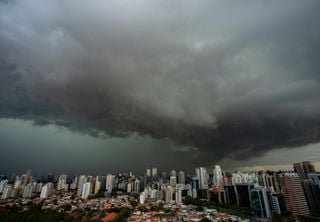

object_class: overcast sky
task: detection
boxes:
[0,0,320,175]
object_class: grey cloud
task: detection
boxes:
[0,0,320,167]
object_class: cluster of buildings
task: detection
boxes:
[0,161,320,221]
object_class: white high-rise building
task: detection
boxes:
[134,179,140,193]
[139,192,145,204]
[94,176,101,194]
[127,182,132,193]
[146,168,151,177]
[21,174,29,186]
[106,174,114,193]
[81,182,91,199]
[70,176,78,190]
[178,171,185,185]
[170,170,177,177]
[170,176,177,187]
[22,183,34,198]
[232,172,258,185]
[175,188,182,203]
[195,167,208,189]
[165,186,173,203]
[35,182,43,193]
[57,174,68,191]
[213,165,223,187]
[0,180,8,193]
[152,168,158,177]
[13,177,22,189]
[77,175,86,196]
[1,185,13,199]
[40,183,53,199]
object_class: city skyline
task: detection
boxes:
[1,161,320,221]
[1,0,320,174]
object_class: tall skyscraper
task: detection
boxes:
[77,175,86,196]
[0,179,8,193]
[106,174,114,193]
[165,185,173,203]
[170,170,177,177]
[40,183,53,199]
[22,183,34,198]
[280,173,310,218]
[151,168,158,178]
[301,180,320,216]
[178,171,185,185]
[134,179,140,193]
[176,187,182,203]
[250,187,272,219]
[81,182,91,199]
[308,173,320,189]
[235,184,253,208]
[139,192,145,204]
[170,176,177,187]
[213,165,223,187]
[1,185,13,199]
[146,169,151,177]
[207,187,227,205]
[195,167,208,189]
[294,161,316,179]
[57,174,68,191]
[93,176,102,194]
[224,185,237,205]
[271,193,286,215]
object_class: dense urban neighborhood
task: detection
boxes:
[1,161,320,221]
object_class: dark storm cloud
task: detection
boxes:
[0,0,320,165]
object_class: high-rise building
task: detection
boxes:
[77,175,86,196]
[191,176,199,191]
[170,176,177,187]
[235,184,253,208]
[35,182,43,193]
[280,173,310,218]
[176,187,182,203]
[0,180,8,193]
[224,185,237,205]
[208,187,226,205]
[94,176,102,194]
[301,180,320,216]
[106,174,114,193]
[146,168,151,177]
[178,171,185,185]
[170,170,177,177]
[294,161,316,179]
[127,182,132,193]
[134,179,140,193]
[57,174,68,191]
[13,176,22,189]
[271,193,286,215]
[213,165,223,187]
[22,183,34,198]
[151,168,158,178]
[165,185,173,203]
[160,172,167,180]
[139,192,145,204]
[195,167,208,189]
[308,173,320,189]
[81,182,91,199]
[250,187,272,219]
[40,183,53,199]
[1,185,13,199]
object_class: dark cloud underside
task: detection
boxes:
[0,0,320,168]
